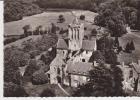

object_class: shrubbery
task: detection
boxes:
[4,82,28,97]
[58,15,65,23]
[4,46,30,82]
[31,71,48,85]
[4,0,42,22]
[24,59,40,77]
[80,15,85,20]
[40,88,55,97]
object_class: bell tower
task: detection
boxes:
[68,17,84,51]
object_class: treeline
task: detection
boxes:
[35,0,140,36]
[35,0,106,12]
[94,0,140,37]
[4,0,42,22]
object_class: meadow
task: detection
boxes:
[4,10,98,36]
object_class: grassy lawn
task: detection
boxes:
[119,33,140,60]
[4,10,98,36]
[23,82,71,97]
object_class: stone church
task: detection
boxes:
[49,17,97,87]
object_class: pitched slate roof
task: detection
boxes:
[57,38,96,51]
[67,61,93,75]
[57,39,68,50]
[82,39,96,51]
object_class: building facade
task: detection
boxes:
[49,17,97,87]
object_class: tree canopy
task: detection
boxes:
[73,64,125,96]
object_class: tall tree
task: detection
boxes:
[73,64,125,96]
[129,40,135,51]
[125,42,131,53]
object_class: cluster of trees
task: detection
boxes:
[125,40,135,53]
[94,0,140,37]
[4,32,58,96]
[4,22,58,45]
[58,15,65,23]
[4,0,42,22]
[73,64,125,96]
[35,0,106,12]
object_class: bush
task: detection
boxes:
[80,15,85,20]
[4,0,42,22]
[24,59,40,77]
[32,71,48,85]
[12,70,23,85]
[40,88,55,97]
[58,15,65,23]
[4,82,28,97]
[91,28,97,36]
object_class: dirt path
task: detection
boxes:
[58,83,70,96]
[128,32,140,39]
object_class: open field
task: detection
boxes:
[119,32,140,63]
[4,10,98,36]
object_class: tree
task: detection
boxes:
[114,37,119,48]
[31,71,48,85]
[4,82,28,97]
[97,36,114,51]
[91,28,97,36]
[58,15,65,23]
[129,40,135,51]
[4,0,42,22]
[50,23,57,34]
[24,59,40,77]
[89,50,105,64]
[4,46,30,82]
[73,64,125,96]
[80,15,85,20]
[40,88,55,97]
[125,42,131,53]
[104,50,117,64]
[23,25,31,37]
[12,70,23,85]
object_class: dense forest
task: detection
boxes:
[4,0,42,22]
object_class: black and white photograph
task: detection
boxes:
[3,0,140,97]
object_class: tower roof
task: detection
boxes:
[57,39,68,50]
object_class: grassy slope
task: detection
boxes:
[118,32,140,64]
[4,10,97,36]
